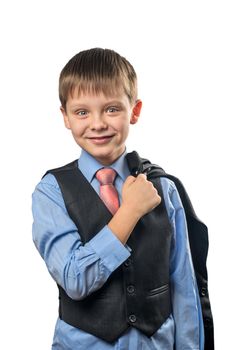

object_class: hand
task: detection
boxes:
[121,174,161,219]
[108,174,161,244]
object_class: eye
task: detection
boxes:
[76,110,88,118]
[106,106,120,113]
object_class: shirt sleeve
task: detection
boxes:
[160,178,204,350]
[32,173,130,301]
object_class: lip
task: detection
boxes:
[88,135,114,145]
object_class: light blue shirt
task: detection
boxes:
[32,150,204,350]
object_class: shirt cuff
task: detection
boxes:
[87,226,131,273]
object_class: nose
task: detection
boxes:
[90,113,108,131]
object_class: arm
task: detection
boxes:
[108,174,161,244]
[32,173,130,300]
[32,172,161,300]
[162,178,204,350]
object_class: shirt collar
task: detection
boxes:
[78,149,130,183]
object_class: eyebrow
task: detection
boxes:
[104,100,124,106]
[69,100,125,109]
[69,104,88,109]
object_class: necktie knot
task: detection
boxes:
[96,168,117,186]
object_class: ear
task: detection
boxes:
[60,106,71,129]
[130,99,142,125]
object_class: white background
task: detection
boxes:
[0,1,243,349]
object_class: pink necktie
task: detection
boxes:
[96,168,120,215]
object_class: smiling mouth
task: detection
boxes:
[88,135,114,144]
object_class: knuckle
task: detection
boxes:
[138,173,147,181]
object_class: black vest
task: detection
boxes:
[47,159,172,343]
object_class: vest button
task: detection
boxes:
[128,314,137,323]
[124,258,132,267]
[127,285,135,294]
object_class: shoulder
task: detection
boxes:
[44,159,79,175]
[35,172,61,193]
[35,159,79,191]
[32,173,64,208]
[32,170,65,207]
[32,159,80,205]
[40,172,60,188]
[32,171,70,217]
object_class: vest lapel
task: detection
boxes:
[53,161,113,243]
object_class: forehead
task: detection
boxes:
[66,87,131,107]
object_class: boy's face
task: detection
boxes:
[61,89,142,165]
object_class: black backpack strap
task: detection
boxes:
[126,151,166,178]
[126,151,214,350]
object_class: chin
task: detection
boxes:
[93,150,120,165]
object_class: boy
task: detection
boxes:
[32,48,206,349]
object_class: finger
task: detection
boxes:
[137,173,147,181]
[124,175,136,185]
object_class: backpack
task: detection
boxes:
[126,151,214,350]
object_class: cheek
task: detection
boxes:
[123,124,130,137]
[121,120,130,138]
[70,120,86,136]
[111,117,130,134]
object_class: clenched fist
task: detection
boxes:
[108,174,161,244]
[121,174,161,218]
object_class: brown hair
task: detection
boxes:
[59,48,137,109]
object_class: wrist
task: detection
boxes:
[120,201,144,221]
[119,202,142,222]
[108,204,140,245]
